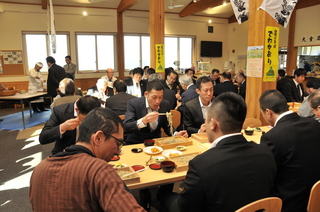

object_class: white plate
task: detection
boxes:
[162,150,183,157]
[175,146,186,151]
[143,146,163,155]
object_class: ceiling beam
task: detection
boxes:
[117,0,143,13]
[296,0,320,9]
[179,0,229,18]
[42,0,47,9]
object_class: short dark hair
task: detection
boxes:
[65,73,74,81]
[211,69,220,74]
[278,69,286,77]
[78,107,123,144]
[185,68,194,74]
[165,68,171,77]
[308,89,320,110]
[76,96,101,115]
[237,72,246,79]
[168,70,178,77]
[196,76,213,89]
[114,79,127,92]
[132,67,143,76]
[221,72,232,80]
[65,55,71,60]
[143,66,149,70]
[259,90,288,114]
[46,56,55,64]
[146,80,164,92]
[306,78,320,89]
[294,68,307,77]
[147,68,155,75]
[207,92,247,134]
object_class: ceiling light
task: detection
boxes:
[193,0,197,2]
[208,20,212,24]
[223,0,227,6]
[83,11,88,16]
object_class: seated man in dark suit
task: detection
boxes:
[260,90,320,212]
[87,79,114,101]
[282,68,306,102]
[214,71,238,97]
[105,79,136,116]
[184,76,214,136]
[210,68,220,85]
[161,92,276,212]
[148,73,176,110]
[276,69,290,96]
[161,70,181,96]
[39,96,101,155]
[235,72,246,100]
[124,80,188,145]
[125,67,146,97]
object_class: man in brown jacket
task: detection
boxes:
[30,107,145,212]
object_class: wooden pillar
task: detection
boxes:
[117,12,125,79]
[150,0,165,77]
[246,0,278,122]
[286,9,297,76]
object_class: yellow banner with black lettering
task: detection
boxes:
[263,26,279,82]
[155,44,164,73]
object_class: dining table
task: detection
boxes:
[0,92,48,129]
[111,126,272,190]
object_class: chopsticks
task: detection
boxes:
[158,113,167,115]
[121,167,148,177]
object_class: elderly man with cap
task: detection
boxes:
[28,62,48,113]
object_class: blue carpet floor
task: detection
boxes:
[0,110,51,131]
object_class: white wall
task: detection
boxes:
[0,2,319,83]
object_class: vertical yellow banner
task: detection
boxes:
[263,26,279,82]
[155,44,164,73]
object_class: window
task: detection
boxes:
[76,34,115,72]
[23,33,69,72]
[124,35,194,71]
[165,37,193,70]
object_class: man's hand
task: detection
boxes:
[199,124,206,133]
[176,130,188,138]
[175,93,181,100]
[142,112,159,125]
[60,117,81,133]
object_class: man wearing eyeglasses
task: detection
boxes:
[30,107,145,212]
[308,89,320,122]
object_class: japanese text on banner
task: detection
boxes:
[155,44,164,73]
[263,26,279,82]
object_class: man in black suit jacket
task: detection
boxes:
[184,76,213,136]
[276,69,290,96]
[105,79,136,116]
[125,68,146,97]
[39,96,100,155]
[236,72,246,100]
[161,92,276,212]
[214,71,238,97]
[148,73,177,110]
[46,56,65,97]
[161,70,180,94]
[124,80,187,145]
[283,68,306,102]
[87,78,114,100]
[260,90,320,212]
[210,68,221,85]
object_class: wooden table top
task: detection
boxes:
[113,127,272,190]
[110,142,207,190]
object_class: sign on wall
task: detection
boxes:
[247,46,263,78]
[155,44,164,73]
[263,26,279,82]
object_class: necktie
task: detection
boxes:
[136,83,139,88]
[297,84,301,101]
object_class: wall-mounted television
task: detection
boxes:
[200,41,222,57]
